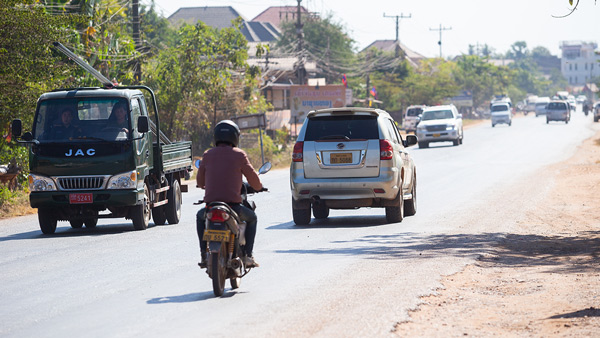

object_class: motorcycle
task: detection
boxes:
[194,161,271,297]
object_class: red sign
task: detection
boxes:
[69,193,93,204]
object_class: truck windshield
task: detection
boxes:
[34,98,130,142]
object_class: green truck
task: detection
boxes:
[11,85,192,234]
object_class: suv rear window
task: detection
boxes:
[304,115,379,141]
[546,102,567,110]
[406,107,423,116]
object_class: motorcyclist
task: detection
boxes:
[583,102,590,115]
[196,120,263,268]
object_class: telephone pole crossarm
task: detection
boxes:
[383,12,412,42]
[429,24,452,58]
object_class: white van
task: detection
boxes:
[534,97,551,117]
[403,105,427,133]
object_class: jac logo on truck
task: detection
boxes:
[65,148,96,157]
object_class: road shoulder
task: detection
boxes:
[395,124,600,336]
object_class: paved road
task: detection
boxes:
[1,110,598,337]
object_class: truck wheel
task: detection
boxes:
[132,184,150,230]
[38,208,57,234]
[152,206,167,225]
[418,142,429,149]
[84,217,98,228]
[69,220,84,228]
[165,179,182,224]
[385,189,404,223]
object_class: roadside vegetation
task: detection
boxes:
[0,0,596,216]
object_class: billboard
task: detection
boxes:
[290,85,346,124]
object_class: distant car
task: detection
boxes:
[491,102,512,127]
[576,95,587,104]
[416,105,463,148]
[534,101,549,117]
[290,107,418,225]
[545,100,570,124]
[403,105,426,133]
[567,96,577,111]
[594,102,600,122]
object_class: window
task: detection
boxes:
[304,115,379,141]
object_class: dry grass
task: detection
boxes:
[0,189,35,219]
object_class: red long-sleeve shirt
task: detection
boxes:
[196,145,263,204]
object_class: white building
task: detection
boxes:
[560,41,600,86]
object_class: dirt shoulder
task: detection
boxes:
[396,127,600,336]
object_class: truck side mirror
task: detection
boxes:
[137,116,149,133]
[11,119,22,138]
[404,134,418,147]
[22,132,33,142]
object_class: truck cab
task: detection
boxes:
[13,87,192,234]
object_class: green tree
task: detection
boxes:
[507,41,529,60]
[145,19,265,154]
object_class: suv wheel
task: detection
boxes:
[418,142,429,149]
[385,190,404,223]
[292,199,311,225]
[313,204,329,219]
[404,175,417,216]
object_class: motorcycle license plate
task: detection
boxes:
[69,193,93,204]
[203,229,230,242]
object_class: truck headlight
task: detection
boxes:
[29,174,57,192]
[107,170,137,189]
[446,125,455,131]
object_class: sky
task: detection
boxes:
[145,0,600,59]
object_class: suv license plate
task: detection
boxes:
[69,193,93,204]
[330,153,352,164]
[433,133,441,137]
[203,229,231,242]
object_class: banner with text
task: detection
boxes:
[290,85,346,124]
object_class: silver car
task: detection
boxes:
[415,105,464,148]
[545,100,570,124]
[290,108,418,225]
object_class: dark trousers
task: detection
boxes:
[196,203,257,257]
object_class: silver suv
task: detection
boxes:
[415,105,463,148]
[290,108,418,225]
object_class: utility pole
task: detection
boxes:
[429,24,452,59]
[295,0,305,85]
[383,12,411,42]
[132,0,142,82]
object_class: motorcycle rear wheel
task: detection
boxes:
[211,244,227,297]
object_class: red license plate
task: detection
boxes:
[69,193,93,204]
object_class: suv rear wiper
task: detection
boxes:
[319,135,350,140]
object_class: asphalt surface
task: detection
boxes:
[1,109,597,337]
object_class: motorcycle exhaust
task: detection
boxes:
[228,257,243,276]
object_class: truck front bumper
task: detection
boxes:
[30,188,144,209]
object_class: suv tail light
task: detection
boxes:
[292,141,304,162]
[379,139,393,160]
[207,208,230,222]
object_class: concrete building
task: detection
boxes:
[560,41,600,86]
